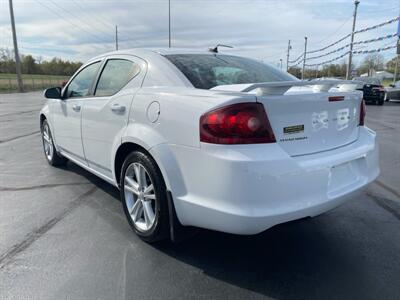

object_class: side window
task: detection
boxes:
[95,59,140,97]
[66,62,101,98]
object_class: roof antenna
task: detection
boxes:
[208,44,233,53]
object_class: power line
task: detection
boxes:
[288,52,304,64]
[33,0,110,44]
[70,0,114,30]
[47,0,114,40]
[312,14,353,46]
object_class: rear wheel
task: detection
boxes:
[41,119,67,166]
[120,151,169,242]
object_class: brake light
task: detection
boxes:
[200,102,276,144]
[359,99,366,126]
[372,86,385,92]
[329,96,344,102]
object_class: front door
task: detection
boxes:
[52,61,102,163]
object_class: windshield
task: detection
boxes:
[354,77,381,85]
[165,54,297,89]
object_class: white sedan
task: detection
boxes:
[40,48,379,242]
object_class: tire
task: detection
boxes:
[41,119,67,166]
[120,151,169,242]
[378,98,384,106]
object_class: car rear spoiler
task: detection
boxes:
[211,80,363,96]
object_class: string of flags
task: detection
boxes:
[289,16,400,68]
[352,44,397,54]
[306,33,397,61]
[304,44,397,67]
[354,16,399,34]
[306,16,400,55]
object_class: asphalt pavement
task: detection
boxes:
[0,92,399,300]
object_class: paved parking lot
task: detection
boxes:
[0,92,399,299]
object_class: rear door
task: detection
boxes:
[257,91,362,156]
[52,61,102,163]
[81,55,146,179]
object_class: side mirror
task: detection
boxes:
[44,87,62,99]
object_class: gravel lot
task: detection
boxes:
[0,92,399,300]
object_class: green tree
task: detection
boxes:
[21,55,37,74]
[386,56,398,74]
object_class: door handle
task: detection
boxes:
[72,104,81,112]
[111,104,126,113]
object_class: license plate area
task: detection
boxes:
[328,159,361,195]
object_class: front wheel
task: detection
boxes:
[120,151,169,242]
[41,119,67,166]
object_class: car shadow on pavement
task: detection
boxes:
[153,217,372,299]
[60,160,387,299]
[59,160,121,201]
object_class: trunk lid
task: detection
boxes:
[257,91,362,156]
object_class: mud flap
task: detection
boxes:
[166,191,198,242]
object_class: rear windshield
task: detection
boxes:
[354,77,381,85]
[165,54,296,89]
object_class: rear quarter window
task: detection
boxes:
[95,59,140,96]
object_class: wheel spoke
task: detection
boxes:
[139,165,147,189]
[133,164,142,189]
[124,176,139,195]
[43,131,49,139]
[143,184,153,195]
[142,201,155,228]
[130,200,143,222]
[124,184,140,196]
[144,194,156,200]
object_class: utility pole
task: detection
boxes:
[286,39,291,71]
[394,54,399,84]
[346,0,360,80]
[8,0,23,92]
[394,39,399,84]
[302,36,308,80]
[115,25,118,50]
[168,0,171,48]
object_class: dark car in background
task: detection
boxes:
[353,77,385,105]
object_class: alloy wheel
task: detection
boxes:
[42,123,54,161]
[124,162,157,232]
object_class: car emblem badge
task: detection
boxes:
[283,124,304,135]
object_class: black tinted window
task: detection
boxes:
[95,59,140,96]
[67,62,100,98]
[165,54,296,89]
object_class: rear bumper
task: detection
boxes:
[151,126,379,235]
[364,93,384,102]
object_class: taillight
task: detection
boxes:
[329,96,344,102]
[200,102,276,144]
[359,99,366,126]
[373,86,385,92]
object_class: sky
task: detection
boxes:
[0,0,399,68]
